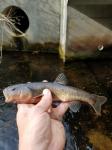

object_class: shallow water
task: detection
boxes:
[0,52,112,150]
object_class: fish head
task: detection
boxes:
[3,84,33,103]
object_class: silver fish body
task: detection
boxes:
[3,74,107,115]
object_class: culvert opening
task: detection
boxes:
[1,5,29,37]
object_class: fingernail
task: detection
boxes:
[43,89,50,95]
[48,107,52,113]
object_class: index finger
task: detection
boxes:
[51,103,69,120]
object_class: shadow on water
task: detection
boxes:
[0,52,112,150]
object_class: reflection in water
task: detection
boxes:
[0,52,112,150]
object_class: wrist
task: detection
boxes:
[19,135,50,150]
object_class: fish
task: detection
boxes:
[3,73,107,115]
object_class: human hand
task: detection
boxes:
[16,89,69,150]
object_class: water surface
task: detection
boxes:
[0,52,112,150]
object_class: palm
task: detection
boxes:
[48,119,65,150]
[48,103,69,150]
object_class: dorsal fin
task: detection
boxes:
[54,73,68,85]
[42,80,48,83]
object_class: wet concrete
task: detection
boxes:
[0,52,112,150]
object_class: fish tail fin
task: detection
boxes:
[92,94,107,116]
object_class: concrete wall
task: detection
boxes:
[0,0,112,60]
[66,6,112,59]
[0,0,60,46]
[68,1,112,30]
[69,0,112,5]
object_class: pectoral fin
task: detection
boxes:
[32,94,43,104]
[54,73,68,85]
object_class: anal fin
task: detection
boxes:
[69,102,81,113]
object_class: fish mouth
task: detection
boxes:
[4,95,11,103]
[3,90,11,103]
[4,96,16,103]
[3,89,10,103]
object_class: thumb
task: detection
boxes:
[35,89,52,113]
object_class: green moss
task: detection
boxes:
[59,45,65,62]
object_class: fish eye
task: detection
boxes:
[12,88,16,91]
